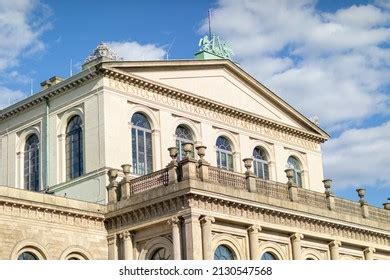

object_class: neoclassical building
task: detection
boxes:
[0,42,389,260]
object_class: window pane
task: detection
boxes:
[146,132,153,173]
[221,152,227,169]
[24,134,40,191]
[66,116,83,180]
[131,113,153,175]
[261,252,277,260]
[214,245,234,260]
[228,154,233,171]
[18,252,38,260]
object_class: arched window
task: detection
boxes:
[260,252,278,260]
[17,252,38,260]
[216,136,233,171]
[150,248,171,260]
[131,113,153,175]
[66,115,84,180]
[175,125,194,160]
[214,245,235,260]
[24,134,40,191]
[287,156,303,187]
[253,146,269,180]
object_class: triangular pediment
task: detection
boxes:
[104,60,329,140]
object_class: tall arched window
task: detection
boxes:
[175,125,194,160]
[24,134,40,191]
[66,115,83,180]
[131,112,153,175]
[287,156,302,187]
[214,245,235,260]
[216,136,233,171]
[253,146,269,180]
[260,252,278,260]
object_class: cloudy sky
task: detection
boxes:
[0,0,389,206]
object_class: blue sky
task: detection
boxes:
[0,0,389,207]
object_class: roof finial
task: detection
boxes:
[208,9,212,38]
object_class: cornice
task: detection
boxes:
[0,68,100,122]
[100,66,328,144]
[105,193,389,249]
[0,197,105,230]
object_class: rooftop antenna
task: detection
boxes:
[30,79,33,96]
[208,9,212,38]
[70,59,73,77]
[166,37,176,60]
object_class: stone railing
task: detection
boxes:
[334,197,362,215]
[297,187,328,210]
[208,166,246,189]
[130,168,169,195]
[256,178,290,201]
[106,144,390,223]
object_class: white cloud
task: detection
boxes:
[0,0,50,70]
[204,0,390,130]
[0,86,26,109]
[322,122,390,190]
[107,41,166,61]
[204,0,390,193]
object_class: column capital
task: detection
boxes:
[119,230,133,241]
[107,234,117,244]
[167,216,181,226]
[247,224,262,234]
[200,216,215,226]
[363,247,376,254]
[328,240,342,248]
[290,233,304,241]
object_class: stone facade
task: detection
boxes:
[0,54,388,260]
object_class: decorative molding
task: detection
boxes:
[0,200,104,230]
[102,68,327,145]
[105,193,389,248]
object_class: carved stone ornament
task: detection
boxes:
[84,42,122,63]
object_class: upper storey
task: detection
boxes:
[103,59,329,141]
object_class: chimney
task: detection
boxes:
[40,76,64,90]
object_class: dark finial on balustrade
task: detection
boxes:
[284,168,294,187]
[322,179,333,195]
[356,188,367,205]
[383,197,390,210]
[182,143,194,159]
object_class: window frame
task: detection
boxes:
[175,125,194,160]
[23,134,40,192]
[65,115,84,180]
[287,156,303,187]
[216,136,234,171]
[253,146,269,180]
[131,112,153,175]
[214,244,235,260]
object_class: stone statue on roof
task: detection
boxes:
[84,42,123,63]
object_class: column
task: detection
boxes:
[107,235,118,260]
[363,247,376,260]
[183,213,202,260]
[290,233,304,260]
[120,231,134,260]
[168,217,182,260]
[328,240,341,260]
[200,216,215,260]
[248,225,262,260]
